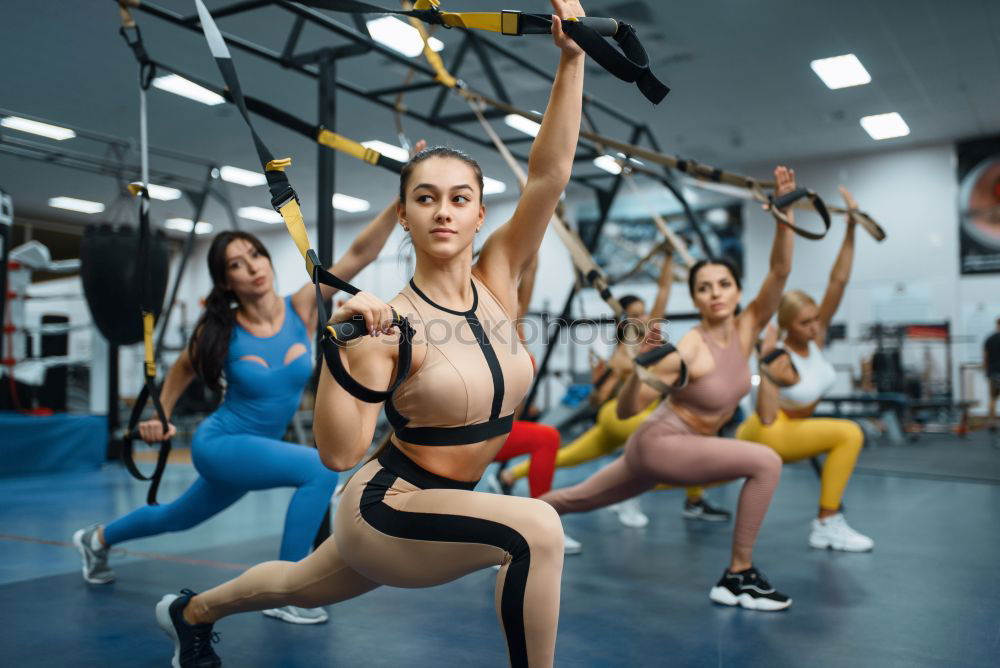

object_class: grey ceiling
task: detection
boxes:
[1,0,998,235]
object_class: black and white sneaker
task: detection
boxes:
[155,589,222,668]
[683,497,732,523]
[709,567,792,611]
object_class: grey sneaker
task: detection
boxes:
[262,605,329,624]
[73,525,114,584]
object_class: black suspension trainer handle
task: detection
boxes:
[321,316,415,404]
[120,380,172,506]
[765,187,832,241]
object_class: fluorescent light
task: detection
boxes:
[593,155,623,175]
[130,182,183,201]
[219,165,266,187]
[165,218,214,235]
[705,208,729,225]
[366,16,444,58]
[238,206,283,224]
[362,140,410,163]
[333,193,371,213]
[860,112,910,140]
[810,54,871,90]
[504,114,541,138]
[1,116,75,140]
[483,176,507,196]
[152,74,225,106]
[48,196,104,214]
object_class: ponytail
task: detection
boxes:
[188,285,236,392]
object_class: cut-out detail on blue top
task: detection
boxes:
[212,295,313,438]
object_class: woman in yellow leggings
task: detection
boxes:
[736,187,873,552]
[500,252,728,525]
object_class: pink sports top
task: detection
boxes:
[670,326,751,420]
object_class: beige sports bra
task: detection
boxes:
[386,276,534,446]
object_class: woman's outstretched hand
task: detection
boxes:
[550,0,586,57]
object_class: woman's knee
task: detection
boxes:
[518,500,564,558]
[841,421,865,451]
[751,444,783,477]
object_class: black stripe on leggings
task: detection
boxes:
[360,469,530,667]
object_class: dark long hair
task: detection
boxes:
[687,258,742,298]
[188,231,272,391]
[615,294,643,345]
[399,146,484,203]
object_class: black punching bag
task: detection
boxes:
[80,224,170,346]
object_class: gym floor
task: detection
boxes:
[1,433,998,667]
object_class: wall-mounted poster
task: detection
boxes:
[958,135,1000,274]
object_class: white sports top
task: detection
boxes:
[778,340,837,409]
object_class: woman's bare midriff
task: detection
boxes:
[393,436,510,483]
[777,401,820,420]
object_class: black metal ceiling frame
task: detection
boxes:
[129,0,713,412]
[0,106,242,357]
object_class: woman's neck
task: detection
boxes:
[411,251,475,311]
[699,317,735,346]
[784,336,810,356]
[237,290,283,327]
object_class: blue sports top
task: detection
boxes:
[209,295,313,438]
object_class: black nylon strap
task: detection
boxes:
[320,321,414,404]
[768,187,832,241]
[760,348,788,365]
[634,343,688,391]
[297,1,667,104]
[561,21,669,104]
[120,380,172,506]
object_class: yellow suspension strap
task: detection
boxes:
[117,0,172,505]
[298,0,668,103]
[192,0,414,403]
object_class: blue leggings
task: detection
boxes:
[103,426,339,562]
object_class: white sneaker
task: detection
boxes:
[808,514,874,552]
[563,533,582,555]
[610,497,649,528]
[262,605,329,624]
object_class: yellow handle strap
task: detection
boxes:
[143,311,156,377]
[406,1,458,88]
[315,129,383,165]
[262,156,317,274]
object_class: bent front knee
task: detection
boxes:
[843,421,865,451]
[521,500,564,556]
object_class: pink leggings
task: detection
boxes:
[540,405,782,551]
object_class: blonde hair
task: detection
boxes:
[777,290,817,339]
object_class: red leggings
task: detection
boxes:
[494,421,560,498]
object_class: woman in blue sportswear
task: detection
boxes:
[73,183,408,625]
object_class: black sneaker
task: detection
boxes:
[155,589,222,668]
[683,497,732,522]
[709,566,792,611]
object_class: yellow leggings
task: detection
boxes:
[509,399,703,500]
[736,411,864,511]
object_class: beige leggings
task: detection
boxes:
[190,444,564,668]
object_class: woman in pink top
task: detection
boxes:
[540,166,799,612]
